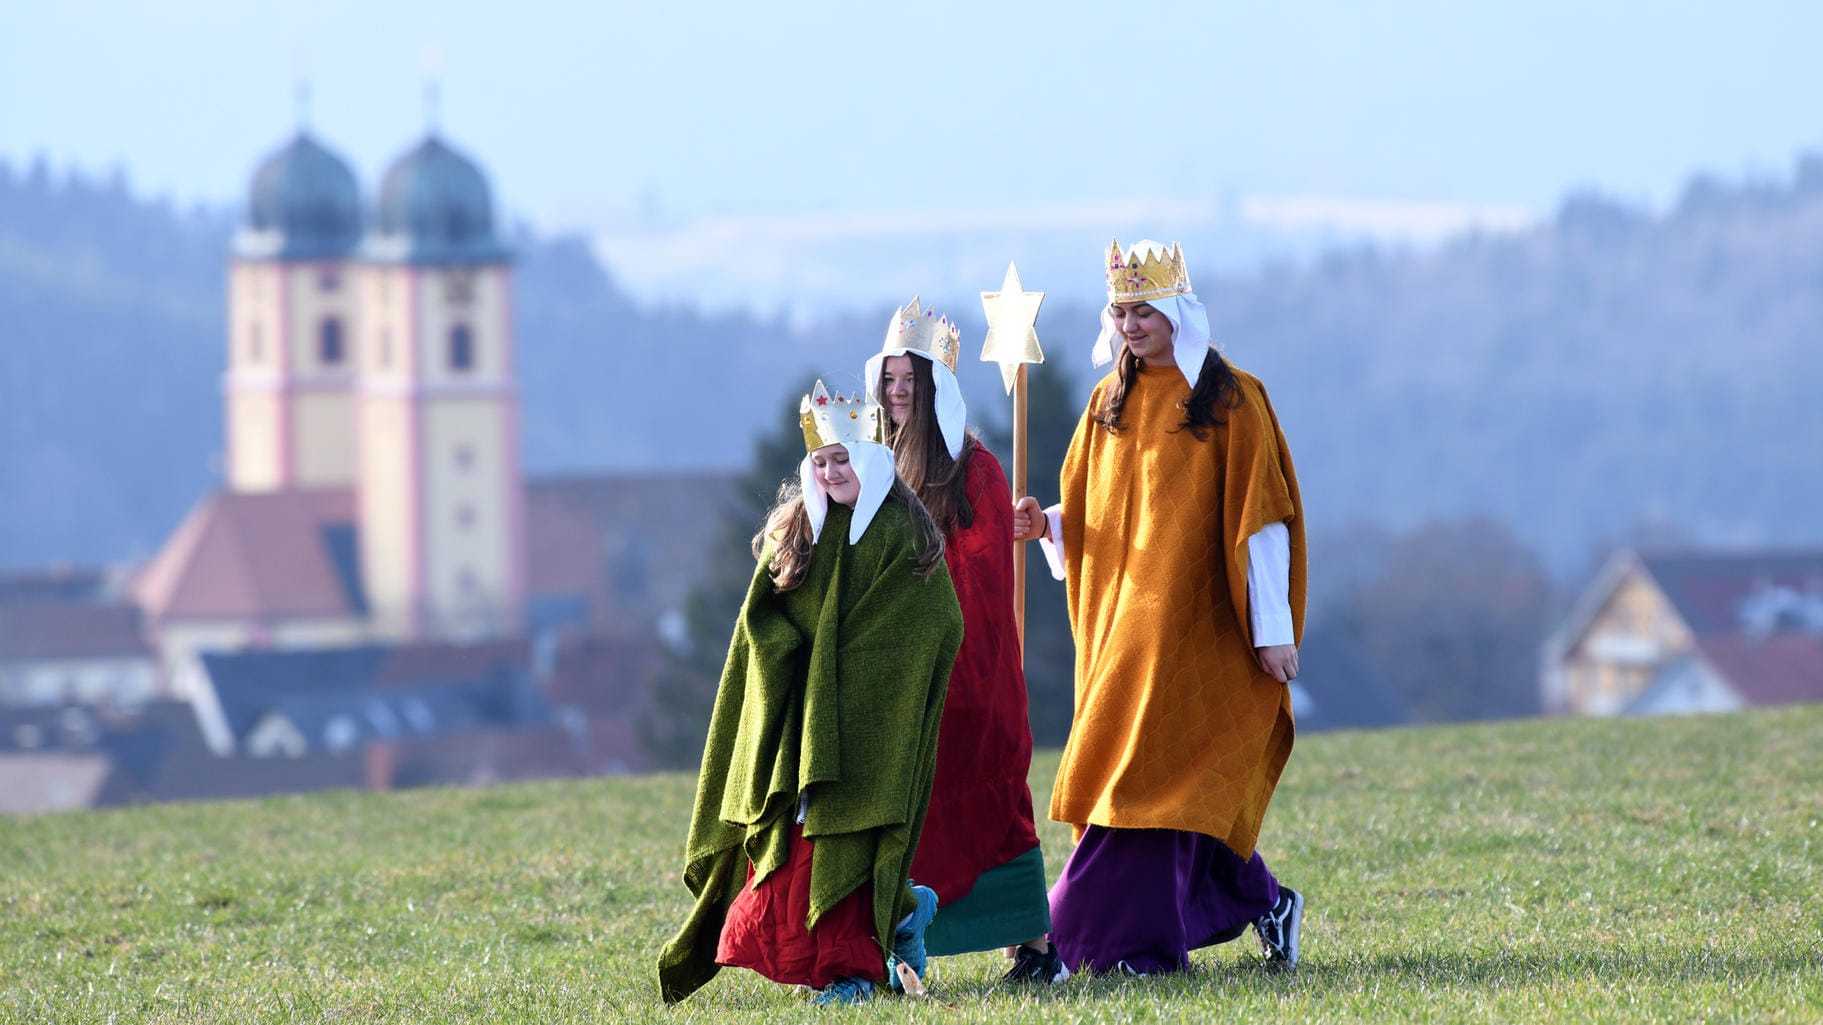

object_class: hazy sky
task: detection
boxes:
[6,0,1821,308]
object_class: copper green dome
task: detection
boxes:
[234,132,363,260]
[367,134,509,265]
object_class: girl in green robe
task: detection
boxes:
[658,381,964,1006]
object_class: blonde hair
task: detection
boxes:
[753,476,947,591]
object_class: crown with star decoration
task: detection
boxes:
[799,379,885,452]
[882,296,962,372]
[1106,237,1192,304]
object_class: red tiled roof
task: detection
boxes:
[1640,549,1823,636]
[525,472,741,633]
[126,471,740,632]
[132,489,359,623]
[1695,633,1823,706]
[0,603,151,661]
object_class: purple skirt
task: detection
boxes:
[1048,825,1280,975]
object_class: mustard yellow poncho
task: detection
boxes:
[1050,362,1306,858]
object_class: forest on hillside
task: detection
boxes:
[6,154,1820,578]
[7,152,1822,728]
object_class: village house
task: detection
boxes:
[1,127,734,810]
[1541,548,1823,716]
[0,568,160,710]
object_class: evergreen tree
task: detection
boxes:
[637,387,811,769]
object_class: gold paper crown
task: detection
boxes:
[1106,237,1191,304]
[882,296,962,372]
[798,379,885,452]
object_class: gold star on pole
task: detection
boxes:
[979,261,1045,394]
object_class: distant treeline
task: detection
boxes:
[4,154,1822,578]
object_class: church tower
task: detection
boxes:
[357,134,525,641]
[225,132,364,491]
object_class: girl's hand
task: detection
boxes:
[1012,496,1049,542]
[1255,644,1299,683]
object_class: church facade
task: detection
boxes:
[123,128,734,754]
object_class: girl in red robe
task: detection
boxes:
[865,298,1067,985]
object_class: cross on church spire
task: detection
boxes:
[421,44,444,134]
[294,79,312,133]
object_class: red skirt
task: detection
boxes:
[716,822,883,988]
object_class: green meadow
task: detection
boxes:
[2,705,1818,1024]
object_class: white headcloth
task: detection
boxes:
[863,349,967,460]
[1090,239,1213,388]
[798,440,898,544]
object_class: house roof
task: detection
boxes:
[0,702,207,811]
[200,640,542,750]
[128,472,740,633]
[132,489,362,623]
[0,700,197,754]
[0,567,112,605]
[1693,634,1823,706]
[141,748,368,804]
[1637,548,1823,636]
[0,602,151,660]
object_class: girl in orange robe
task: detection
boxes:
[1014,239,1309,975]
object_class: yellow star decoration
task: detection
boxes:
[979,261,1046,394]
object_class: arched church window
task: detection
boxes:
[319,318,345,365]
[450,324,474,372]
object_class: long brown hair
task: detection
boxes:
[1091,346,1242,439]
[879,355,975,535]
[752,473,946,592]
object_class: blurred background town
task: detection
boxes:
[4,2,1822,813]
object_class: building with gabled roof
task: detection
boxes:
[1,569,158,709]
[1541,547,1823,716]
[194,639,542,757]
[3,127,738,804]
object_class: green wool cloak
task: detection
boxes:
[656,501,963,1003]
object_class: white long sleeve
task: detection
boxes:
[1037,503,1293,648]
[1037,504,1066,580]
[1247,521,1294,647]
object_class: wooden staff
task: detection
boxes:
[980,262,1046,654]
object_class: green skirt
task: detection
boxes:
[924,846,1052,957]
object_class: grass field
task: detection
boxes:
[2,705,1819,1024]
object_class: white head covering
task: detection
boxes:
[863,348,967,460]
[798,440,898,544]
[1091,239,1213,389]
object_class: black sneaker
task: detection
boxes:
[1253,887,1304,968]
[999,943,1071,985]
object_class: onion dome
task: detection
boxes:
[367,135,509,265]
[233,132,363,260]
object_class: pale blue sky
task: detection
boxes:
[5,0,1820,309]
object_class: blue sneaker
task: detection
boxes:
[885,884,938,989]
[811,976,875,1005]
